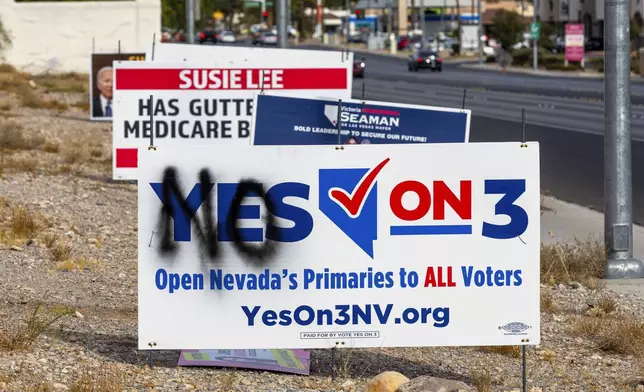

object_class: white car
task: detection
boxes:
[219,31,236,43]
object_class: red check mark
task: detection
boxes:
[328,158,390,218]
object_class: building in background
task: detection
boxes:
[539,0,644,40]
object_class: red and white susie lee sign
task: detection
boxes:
[112,59,353,181]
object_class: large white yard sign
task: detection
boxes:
[112,49,353,180]
[138,142,541,350]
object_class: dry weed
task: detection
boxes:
[541,291,558,314]
[70,366,126,392]
[49,240,72,262]
[42,141,60,153]
[41,232,58,248]
[0,301,74,351]
[71,98,90,113]
[573,314,644,357]
[539,349,556,363]
[6,156,39,173]
[470,368,492,392]
[31,72,88,94]
[219,372,237,391]
[62,140,89,165]
[476,345,521,358]
[597,293,618,314]
[541,237,606,287]
[55,256,97,272]
[9,205,40,239]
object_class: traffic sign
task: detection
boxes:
[530,22,540,40]
[212,10,224,20]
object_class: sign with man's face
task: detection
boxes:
[90,53,146,121]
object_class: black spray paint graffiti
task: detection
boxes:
[156,167,279,264]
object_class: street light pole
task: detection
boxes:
[477,0,482,63]
[277,0,288,47]
[420,0,426,47]
[604,0,644,278]
[532,0,538,70]
[186,0,195,44]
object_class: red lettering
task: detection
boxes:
[424,267,456,287]
[390,181,431,221]
[433,180,472,220]
[424,267,437,287]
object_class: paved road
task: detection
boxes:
[340,49,644,224]
[203,41,644,224]
[347,49,644,104]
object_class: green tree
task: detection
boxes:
[489,9,526,52]
[538,21,555,51]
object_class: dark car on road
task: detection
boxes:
[199,28,218,44]
[353,58,365,78]
[408,49,442,72]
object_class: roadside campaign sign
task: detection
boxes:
[177,349,311,375]
[112,58,353,180]
[251,94,471,145]
[138,142,541,350]
[565,23,584,62]
[89,52,145,121]
[146,43,353,68]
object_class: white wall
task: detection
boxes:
[0,0,160,73]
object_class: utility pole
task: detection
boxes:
[345,0,350,43]
[604,0,644,278]
[186,0,195,44]
[440,0,445,32]
[532,0,538,70]
[477,0,482,63]
[316,0,322,39]
[420,0,426,46]
[277,0,287,47]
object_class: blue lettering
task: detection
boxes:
[294,305,315,326]
[241,305,261,326]
[461,266,474,287]
[217,184,263,242]
[373,304,393,323]
[482,179,529,239]
[155,269,167,290]
[303,269,315,289]
[150,182,214,242]
[514,270,523,286]
[433,307,450,327]
[266,182,314,242]
[262,310,278,326]
[278,310,292,326]
[335,305,350,325]
[352,304,371,325]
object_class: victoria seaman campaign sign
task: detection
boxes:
[138,142,541,350]
[252,94,471,145]
[112,52,353,180]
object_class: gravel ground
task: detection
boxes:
[1,81,644,392]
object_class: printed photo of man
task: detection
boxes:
[90,53,145,121]
[93,66,113,118]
